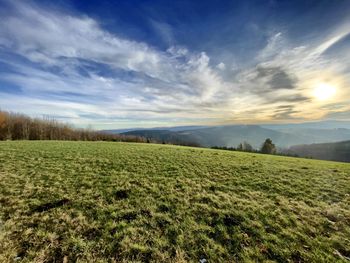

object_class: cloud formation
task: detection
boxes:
[0,1,349,128]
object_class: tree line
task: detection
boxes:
[211,139,303,157]
[0,110,145,142]
[212,138,278,154]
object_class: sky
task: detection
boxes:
[0,0,350,129]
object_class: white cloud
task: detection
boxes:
[216,62,226,70]
[257,32,284,60]
[0,1,232,123]
[149,19,174,45]
[0,1,349,127]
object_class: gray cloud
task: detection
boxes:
[270,105,300,120]
[255,66,297,90]
[268,71,296,90]
[263,95,311,105]
[325,109,350,120]
[282,95,311,103]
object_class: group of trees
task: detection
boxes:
[0,110,145,142]
[212,138,277,155]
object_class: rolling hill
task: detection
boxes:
[1,141,349,262]
[286,140,350,162]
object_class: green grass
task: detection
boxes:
[0,141,349,262]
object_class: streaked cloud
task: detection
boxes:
[0,0,349,128]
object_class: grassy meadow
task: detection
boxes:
[0,141,349,262]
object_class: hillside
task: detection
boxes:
[0,141,350,262]
[287,140,350,162]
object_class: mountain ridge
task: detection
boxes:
[119,124,350,149]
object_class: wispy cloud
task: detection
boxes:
[0,0,349,128]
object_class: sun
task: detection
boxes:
[313,83,337,101]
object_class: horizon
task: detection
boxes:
[0,0,350,129]
[101,119,350,132]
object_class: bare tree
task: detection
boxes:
[0,110,146,143]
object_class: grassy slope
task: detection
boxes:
[0,141,349,263]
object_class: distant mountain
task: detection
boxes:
[103,120,350,134]
[285,141,350,162]
[102,125,208,134]
[120,125,350,149]
[178,125,302,148]
[262,120,350,130]
[274,128,350,144]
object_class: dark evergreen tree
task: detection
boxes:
[261,138,276,154]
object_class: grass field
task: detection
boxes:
[0,141,349,262]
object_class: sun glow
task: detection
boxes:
[313,83,337,101]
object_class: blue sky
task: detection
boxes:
[0,0,350,129]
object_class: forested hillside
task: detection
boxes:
[286,140,350,162]
[0,110,143,142]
